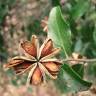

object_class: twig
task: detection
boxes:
[62,58,96,63]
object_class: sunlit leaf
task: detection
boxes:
[48,6,71,57]
[48,6,92,93]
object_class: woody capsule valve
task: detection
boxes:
[4,35,62,85]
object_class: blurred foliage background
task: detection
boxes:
[0,0,96,96]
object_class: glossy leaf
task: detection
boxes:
[72,64,84,78]
[48,6,72,57]
[48,6,91,92]
[55,64,92,93]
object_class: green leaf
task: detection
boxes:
[0,32,4,47]
[0,5,8,24]
[68,0,77,6]
[51,0,60,6]
[74,39,83,52]
[81,21,94,42]
[48,6,91,93]
[93,24,96,45]
[55,64,92,93]
[72,64,84,78]
[70,0,90,20]
[87,63,96,84]
[48,6,72,57]
[0,0,16,24]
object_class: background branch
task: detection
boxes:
[62,58,96,63]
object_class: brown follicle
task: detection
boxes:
[4,35,61,85]
[41,39,53,57]
[31,67,43,85]
[21,41,37,57]
[43,62,59,73]
[4,59,24,69]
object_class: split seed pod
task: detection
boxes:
[4,35,62,85]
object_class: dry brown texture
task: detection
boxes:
[0,0,96,96]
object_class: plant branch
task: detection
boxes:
[62,58,96,63]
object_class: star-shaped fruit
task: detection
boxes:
[4,35,61,85]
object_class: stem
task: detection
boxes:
[62,58,96,63]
